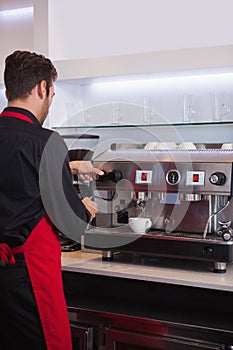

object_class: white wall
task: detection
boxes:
[48,0,233,61]
[0,6,33,66]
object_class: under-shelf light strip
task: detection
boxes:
[91,72,233,90]
[0,7,33,17]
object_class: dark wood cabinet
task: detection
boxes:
[63,271,233,350]
[68,308,230,350]
[70,322,94,350]
[105,328,225,350]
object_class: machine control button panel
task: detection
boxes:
[166,169,181,185]
[186,171,205,186]
[135,170,153,184]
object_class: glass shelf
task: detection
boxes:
[52,121,233,146]
[52,120,233,130]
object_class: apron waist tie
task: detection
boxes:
[0,243,24,264]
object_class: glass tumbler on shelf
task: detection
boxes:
[143,97,150,124]
[111,102,120,125]
[111,102,125,125]
[210,91,230,122]
[181,94,196,123]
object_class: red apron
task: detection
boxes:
[0,111,72,350]
[0,216,72,350]
[25,215,72,350]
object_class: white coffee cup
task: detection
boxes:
[129,217,152,234]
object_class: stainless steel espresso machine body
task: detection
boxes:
[84,147,233,272]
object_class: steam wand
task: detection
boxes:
[203,200,230,239]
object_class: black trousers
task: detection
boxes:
[0,261,47,350]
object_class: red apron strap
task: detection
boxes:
[0,111,34,124]
[12,245,25,254]
[23,215,72,350]
[0,243,25,265]
[0,243,16,264]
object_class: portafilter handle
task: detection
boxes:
[96,170,122,182]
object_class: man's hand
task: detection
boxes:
[69,160,104,180]
[82,197,98,222]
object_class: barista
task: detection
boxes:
[0,50,102,350]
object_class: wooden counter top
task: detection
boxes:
[62,250,233,292]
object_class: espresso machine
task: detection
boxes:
[84,145,233,273]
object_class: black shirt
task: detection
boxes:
[0,107,90,246]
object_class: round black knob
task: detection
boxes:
[209,172,226,186]
[108,170,122,182]
[203,246,214,255]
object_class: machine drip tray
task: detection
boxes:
[86,227,227,242]
[148,230,224,241]
[84,228,233,273]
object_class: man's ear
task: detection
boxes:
[37,80,47,99]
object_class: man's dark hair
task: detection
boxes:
[4,50,58,101]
